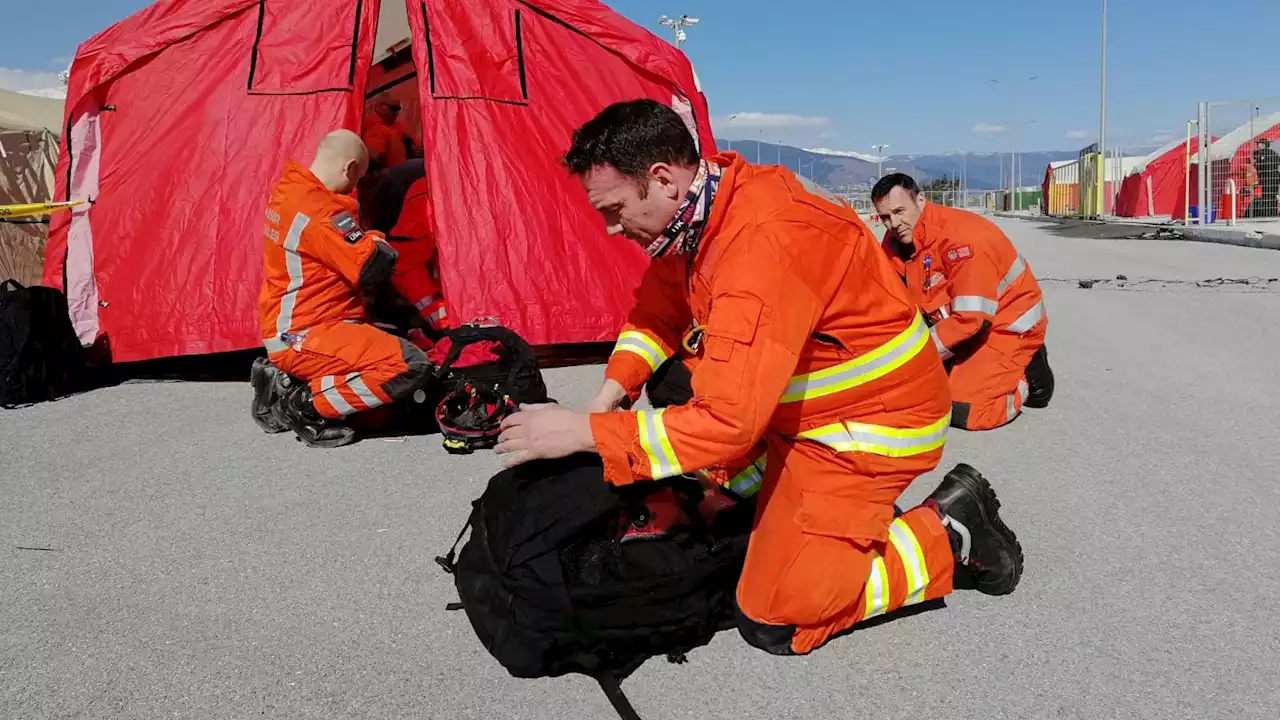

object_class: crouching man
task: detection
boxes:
[252,130,430,448]
[495,100,1024,656]
[873,173,1054,431]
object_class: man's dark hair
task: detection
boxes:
[563,99,700,182]
[871,173,920,202]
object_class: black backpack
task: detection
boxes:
[0,279,90,409]
[435,453,754,719]
[433,322,549,405]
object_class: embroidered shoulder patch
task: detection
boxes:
[331,211,365,244]
[945,244,973,263]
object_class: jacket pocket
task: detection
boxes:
[699,293,763,404]
[796,489,894,544]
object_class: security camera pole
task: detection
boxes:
[658,14,700,48]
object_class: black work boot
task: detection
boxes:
[273,384,359,449]
[925,463,1023,596]
[1022,345,1054,409]
[250,357,291,434]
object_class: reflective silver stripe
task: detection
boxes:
[413,294,438,311]
[951,295,999,315]
[997,255,1027,296]
[1006,378,1029,421]
[863,553,890,619]
[797,411,950,458]
[888,518,930,606]
[347,373,384,410]
[781,313,928,402]
[727,455,767,498]
[930,326,953,360]
[612,331,668,372]
[637,409,683,479]
[429,306,448,323]
[275,212,310,341]
[264,336,288,353]
[320,375,355,416]
[1007,300,1046,334]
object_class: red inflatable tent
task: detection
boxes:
[1115,137,1202,218]
[41,0,715,363]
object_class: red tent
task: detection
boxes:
[41,0,714,363]
[1115,137,1201,218]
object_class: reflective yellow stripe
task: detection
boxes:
[637,408,683,479]
[796,411,950,458]
[888,517,930,606]
[727,454,767,498]
[781,313,929,403]
[863,552,890,620]
[612,330,669,371]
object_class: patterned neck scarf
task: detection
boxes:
[643,160,723,258]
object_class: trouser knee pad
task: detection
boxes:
[734,606,798,656]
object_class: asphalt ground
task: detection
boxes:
[3,217,1279,719]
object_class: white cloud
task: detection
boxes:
[973,123,1008,134]
[1066,130,1089,140]
[717,112,830,129]
[0,68,66,97]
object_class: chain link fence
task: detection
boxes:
[1195,97,1280,224]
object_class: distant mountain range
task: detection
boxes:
[715,138,1159,191]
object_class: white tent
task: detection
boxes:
[1,88,65,285]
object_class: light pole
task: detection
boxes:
[872,144,889,179]
[658,15,699,48]
[990,75,1039,211]
[1098,0,1108,214]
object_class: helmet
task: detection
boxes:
[435,382,519,454]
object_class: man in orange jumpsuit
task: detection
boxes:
[367,159,450,333]
[873,174,1055,432]
[362,99,417,173]
[494,100,1024,656]
[256,129,431,448]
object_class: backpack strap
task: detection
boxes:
[594,671,643,720]
[436,324,541,398]
[434,497,481,574]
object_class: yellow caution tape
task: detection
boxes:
[0,200,86,219]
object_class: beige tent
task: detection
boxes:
[1,88,64,285]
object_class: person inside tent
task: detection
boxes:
[365,158,451,341]
[873,173,1054,431]
[253,129,431,448]
[1252,138,1280,218]
[362,98,419,174]
[494,99,1024,657]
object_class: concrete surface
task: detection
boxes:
[4,218,1280,720]
[999,211,1280,251]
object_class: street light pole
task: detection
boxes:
[990,75,1039,212]
[1098,0,1108,215]
[873,144,889,179]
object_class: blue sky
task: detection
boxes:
[4,0,1277,154]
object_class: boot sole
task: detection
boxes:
[947,463,1024,595]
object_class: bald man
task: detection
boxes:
[254,129,430,448]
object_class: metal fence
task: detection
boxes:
[1193,97,1280,224]
[837,190,1019,217]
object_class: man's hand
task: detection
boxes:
[585,379,629,414]
[494,403,597,468]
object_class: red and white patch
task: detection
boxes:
[945,244,974,263]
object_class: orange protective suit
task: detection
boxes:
[381,169,449,330]
[882,203,1047,431]
[362,117,413,172]
[259,160,428,420]
[591,152,956,655]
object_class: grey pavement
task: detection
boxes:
[4,217,1279,719]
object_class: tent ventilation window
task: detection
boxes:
[422,3,529,106]
[247,0,365,96]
